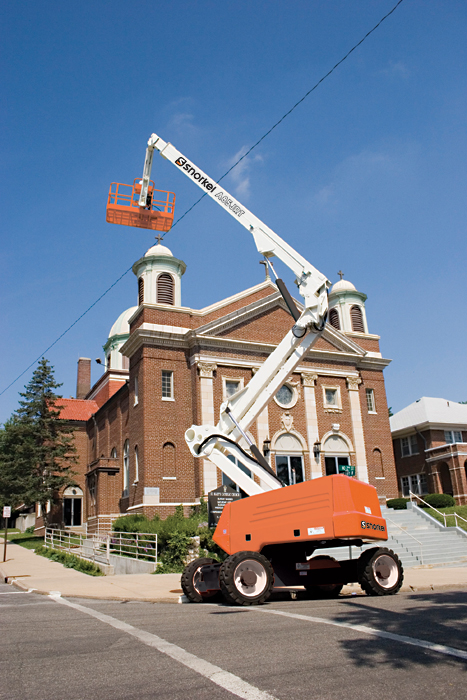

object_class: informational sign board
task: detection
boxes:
[208,485,242,527]
[2,506,11,519]
[338,465,356,477]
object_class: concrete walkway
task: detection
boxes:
[1,539,467,603]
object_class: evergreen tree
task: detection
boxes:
[0,358,77,525]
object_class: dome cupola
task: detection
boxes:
[132,238,186,307]
[328,273,369,334]
[103,306,138,370]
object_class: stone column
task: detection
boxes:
[346,376,369,482]
[302,373,322,479]
[197,362,218,494]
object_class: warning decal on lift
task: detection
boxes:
[307,526,325,536]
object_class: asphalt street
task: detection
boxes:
[1,581,466,700]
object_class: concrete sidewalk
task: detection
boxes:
[1,540,467,603]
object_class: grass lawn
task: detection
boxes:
[425,505,467,531]
[6,530,44,549]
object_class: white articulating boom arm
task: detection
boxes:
[141,133,331,496]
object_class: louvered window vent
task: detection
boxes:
[329,308,340,330]
[157,273,174,305]
[350,305,364,333]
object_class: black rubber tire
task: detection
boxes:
[219,551,274,606]
[304,555,344,599]
[358,547,404,596]
[181,557,221,603]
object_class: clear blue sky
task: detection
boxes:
[1,0,466,423]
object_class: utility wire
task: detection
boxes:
[0,0,405,400]
[169,0,405,229]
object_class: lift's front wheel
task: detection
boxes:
[359,548,404,596]
[219,551,274,606]
[181,557,221,603]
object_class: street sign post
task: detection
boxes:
[207,485,242,527]
[2,506,11,563]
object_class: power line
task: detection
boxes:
[169,0,405,229]
[0,0,405,400]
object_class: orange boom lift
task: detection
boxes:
[108,134,404,605]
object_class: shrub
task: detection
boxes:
[114,503,227,572]
[419,493,455,509]
[25,526,35,534]
[35,545,104,576]
[386,498,409,510]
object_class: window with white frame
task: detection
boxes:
[162,370,174,399]
[401,473,427,496]
[444,430,463,444]
[400,435,419,457]
[223,378,243,400]
[366,388,376,413]
[275,382,298,409]
[134,445,139,483]
[134,376,139,406]
[323,386,341,411]
[123,440,130,496]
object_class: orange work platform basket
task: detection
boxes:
[106,179,176,232]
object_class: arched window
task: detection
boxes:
[110,447,117,459]
[373,448,384,478]
[163,442,176,477]
[138,277,144,305]
[157,273,174,305]
[134,445,139,483]
[323,434,350,476]
[350,305,365,333]
[328,308,340,330]
[273,433,304,486]
[123,440,130,495]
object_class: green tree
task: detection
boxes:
[0,358,77,525]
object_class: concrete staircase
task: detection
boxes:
[314,503,467,570]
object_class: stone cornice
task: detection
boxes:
[121,325,391,372]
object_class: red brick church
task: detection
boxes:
[54,241,398,531]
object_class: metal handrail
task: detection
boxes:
[409,491,467,529]
[44,528,157,570]
[385,515,424,565]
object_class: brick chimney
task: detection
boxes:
[76,358,91,399]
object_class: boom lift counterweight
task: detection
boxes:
[108,134,404,605]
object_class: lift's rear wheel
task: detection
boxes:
[181,557,221,603]
[358,547,404,596]
[304,555,343,599]
[219,551,274,606]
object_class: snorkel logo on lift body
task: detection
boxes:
[175,156,245,218]
[175,157,217,192]
[361,521,385,532]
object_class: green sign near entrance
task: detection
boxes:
[338,464,356,477]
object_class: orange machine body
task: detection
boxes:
[106,179,175,232]
[213,475,387,556]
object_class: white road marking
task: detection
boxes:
[0,591,26,595]
[49,595,279,700]
[250,607,467,661]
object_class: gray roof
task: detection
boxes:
[390,397,467,433]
